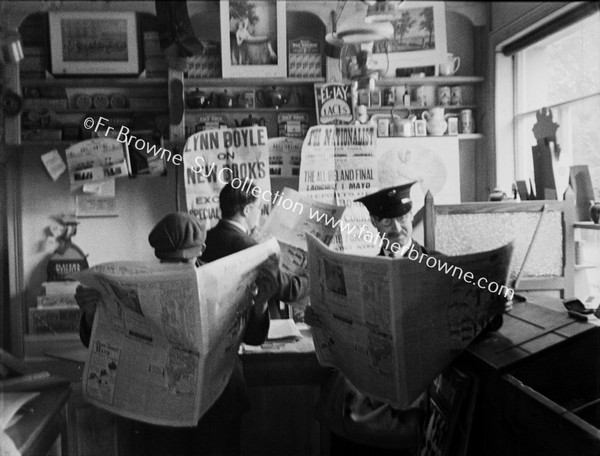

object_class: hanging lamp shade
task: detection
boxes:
[325,32,344,58]
[336,21,394,44]
[365,0,406,23]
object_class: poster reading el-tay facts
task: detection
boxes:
[183,126,271,229]
[299,125,379,254]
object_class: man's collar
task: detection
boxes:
[223,219,249,234]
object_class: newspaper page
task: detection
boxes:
[306,233,513,409]
[299,125,379,254]
[268,137,302,178]
[75,238,279,427]
[65,137,129,190]
[182,126,271,230]
[261,187,344,276]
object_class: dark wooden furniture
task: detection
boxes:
[1,348,71,456]
[463,295,600,456]
[4,385,71,456]
[423,190,575,298]
[41,326,330,456]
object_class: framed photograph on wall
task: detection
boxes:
[370,1,447,77]
[49,11,140,75]
[220,0,287,78]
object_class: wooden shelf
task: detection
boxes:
[575,222,600,230]
[21,77,167,87]
[20,141,76,147]
[185,77,325,87]
[33,108,167,115]
[374,76,485,86]
[185,107,314,114]
[378,134,483,140]
[368,104,478,113]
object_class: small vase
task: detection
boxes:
[590,200,600,224]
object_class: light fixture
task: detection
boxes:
[365,0,406,23]
[336,20,394,44]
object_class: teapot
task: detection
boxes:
[216,90,235,109]
[257,87,294,109]
[590,200,600,224]
[235,115,266,127]
[421,107,448,136]
[390,106,416,137]
[186,89,212,109]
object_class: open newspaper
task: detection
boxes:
[261,187,343,276]
[306,234,513,409]
[74,238,279,427]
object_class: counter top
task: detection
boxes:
[466,297,599,372]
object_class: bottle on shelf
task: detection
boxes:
[402,90,410,107]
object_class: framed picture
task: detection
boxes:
[49,12,140,75]
[370,2,447,77]
[220,0,287,78]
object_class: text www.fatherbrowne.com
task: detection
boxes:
[84,117,514,300]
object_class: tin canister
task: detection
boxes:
[383,88,395,106]
[447,117,459,135]
[437,86,451,106]
[460,109,474,134]
[451,86,462,105]
[377,118,390,137]
[415,86,427,107]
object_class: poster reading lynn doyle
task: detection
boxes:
[182,126,271,229]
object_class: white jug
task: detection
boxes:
[422,107,447,136]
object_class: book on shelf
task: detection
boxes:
[28,307,81,335]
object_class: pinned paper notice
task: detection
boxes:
[83,179,115,197]
[40,149,67,181]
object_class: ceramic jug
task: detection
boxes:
[590,200,600,224]
[421,107,447,136]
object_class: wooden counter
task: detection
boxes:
[4,385,71,456]
[41,324,328,456]
[463,297,600,456]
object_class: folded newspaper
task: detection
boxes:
[306,233,513,409]
[74,238,279,427]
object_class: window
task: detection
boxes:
[512,11,600,198]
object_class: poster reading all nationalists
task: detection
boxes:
[183,126,271,229]
[299,125,380,254]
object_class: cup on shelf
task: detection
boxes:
[439,54,461,76]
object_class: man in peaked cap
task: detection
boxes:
[314,183,440,455]
[356,181,436,258]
